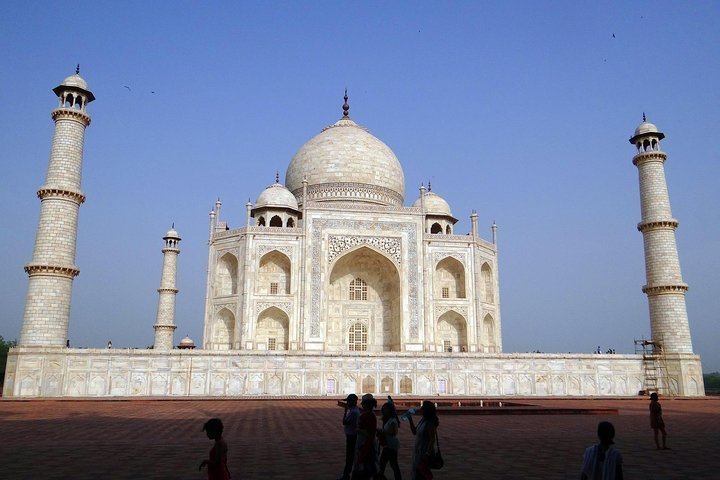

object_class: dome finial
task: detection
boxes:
[76,64,80,75]
[275,171,280,183]
[342,89,350,118]
[171,222,174,229]
[428,179,432,192]
[643,112,646,122]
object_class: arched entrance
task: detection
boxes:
[327,246,401,351]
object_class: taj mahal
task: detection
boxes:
[2,70,705,398]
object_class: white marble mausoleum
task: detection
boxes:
[2,73,705,398]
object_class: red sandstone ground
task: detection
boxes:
[0,397,717,479]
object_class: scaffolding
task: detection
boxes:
[634,339,677,396]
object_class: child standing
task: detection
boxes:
[379,399,402,479]
[650,392,669,449]
[199,418,230,480]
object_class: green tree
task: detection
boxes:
[704,372,720,394]
[0,335,18,390]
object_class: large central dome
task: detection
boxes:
[285,115,405,206]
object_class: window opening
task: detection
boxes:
[348,322,368,351]
[443,340,452,352]
[268,338,276,350]
[441,287,449,299]
[349,278,368,301]
[270,282,278,295]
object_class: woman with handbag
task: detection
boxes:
[408,401,440,480]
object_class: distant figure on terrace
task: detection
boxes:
[649,393,669,449]
[199,418,230,480]
[581,421,623,480]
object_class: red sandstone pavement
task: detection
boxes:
[0,397,718,479]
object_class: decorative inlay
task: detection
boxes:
[258,245,293,258]
[328,235,401,265]
[642,284,689,295]
[432,252,466,266]
[24,264,79,278]
[632,151,667,166]
[217,248,239,259]
[157,288,179,294]
[214,303,236,314]
[37,187,85,204]
[434,304,468,318]
[307,202,422,214]
[292,182,404,207]
[51,108,91,125]
[637,220,678,232]
[310,219,419,339]
[255,301,292,316]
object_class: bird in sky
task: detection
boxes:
[123,85,131,91]
[612,33,616,38]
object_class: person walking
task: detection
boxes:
[378,399,402,479]
[408,401,439,480]
[649,392,669,449]
[580,421,624,480]
[339,394,361,480]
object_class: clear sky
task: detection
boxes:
[1,1,718,372]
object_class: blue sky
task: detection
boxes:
[1,1,718,371]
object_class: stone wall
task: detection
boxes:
[3,348,705,397]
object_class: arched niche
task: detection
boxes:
[437,310,468,352]
[269,215,283,227]
[400,376,413,394]
[328,246,401,352]
[483,313,497,353]
[435,257,466,299]
[215,253,238,296]
[256,306,289,350]
[213,308,235,350]
[381,377,394,394]
[258,250,291,295]
[362,375,376,394]
[481,262,494,303]
[430,222,443,234]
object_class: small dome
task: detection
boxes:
[62,73,89,91]
[164,227,180,239]
[285,117,405,206]
[413,191,453,217]
[255,182,299,211]
[178,336,196,349]
[634,121,659,137]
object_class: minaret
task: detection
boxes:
[153,226,181,350]
[19,67,95,347]
[630,116,693,353]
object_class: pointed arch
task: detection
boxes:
[213,308,235,350]
[257,216,266,226]
[362,375,376,394]
[258,250,291,295]
[400,376,413,394]
[329,246,401,352]
[437,310,468,352]
[430,222,442,234]
[435,256,466,299]
[286,217,295,228]
[256,306,289,350]
[381,376,394,394]
[216,253,238,296]
[269,215,283,227]
[481,262,494,303]
[484,313,497,353]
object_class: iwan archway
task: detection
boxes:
[327,246,401,352]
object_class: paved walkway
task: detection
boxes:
[0,397,718,479]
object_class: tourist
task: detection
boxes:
[353,393,379,479]
[199,418,230,480]
[580,421,623,480]
[649,392,668,449]
[378,398,402,479]
[408,400,439,480]
[338,393,360,480]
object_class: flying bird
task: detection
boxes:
[123,85,131,91]
[612,33,615,38]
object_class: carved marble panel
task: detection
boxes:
[328,235,401,265]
